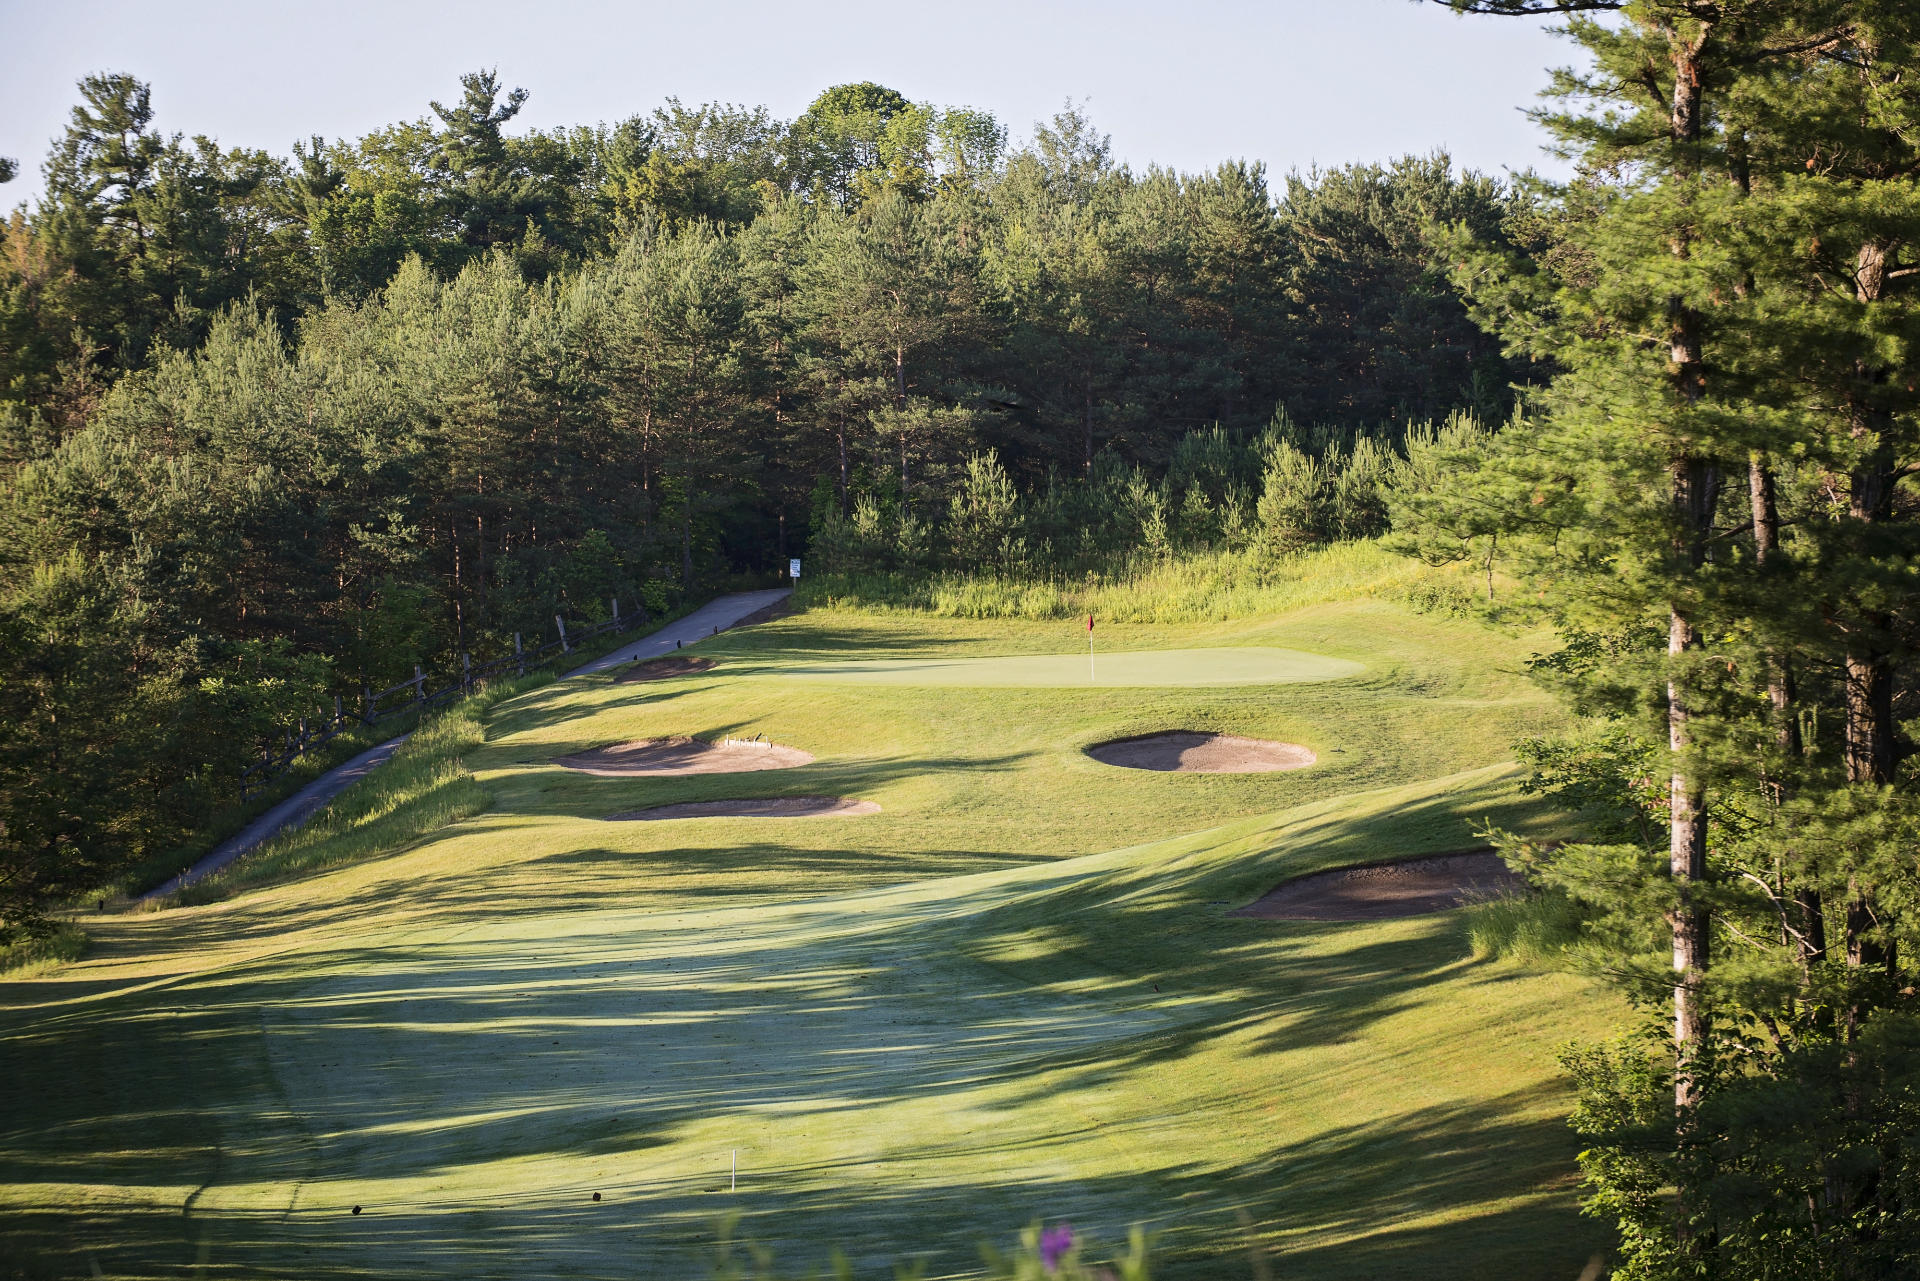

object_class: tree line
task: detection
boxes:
[0,71,1535,933]
[1398,3,1920,1276]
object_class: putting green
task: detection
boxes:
[770,645,1363,687]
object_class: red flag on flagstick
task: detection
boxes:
[1087,614,1094,633]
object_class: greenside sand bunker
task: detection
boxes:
[772,645,1362,687]
[1087,731,1316,773]
[1233,852,1524,920]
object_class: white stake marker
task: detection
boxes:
[731,1148,737,1192]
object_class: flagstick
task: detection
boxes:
[1088,614,1095,684]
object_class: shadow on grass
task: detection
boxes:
[0,772,1604,1281]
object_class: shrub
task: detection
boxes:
[1464,888,1584,964]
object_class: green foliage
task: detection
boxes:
[946,450,1027,573]
[0,921,85,976]
[1465,889,1584,964]
[1384,411,1507,598]
[0,63,1546,977]
[1275,153,1532,429]
[798,539,1438,624]
[980,1222,1154,1281]
[0,550,337,935]
[1255,438,1330,552]
[167,675,522,905]
[1421,5,1920,1277]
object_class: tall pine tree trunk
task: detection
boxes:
[836,375,851,516]
[1751,453,1825,970]
[1842,240,1897,983]
[1662,20,1717,1171]
[1668,462,1717,1114]
[1084,362,1095,475]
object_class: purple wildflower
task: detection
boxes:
[1039,1222,1075,1272]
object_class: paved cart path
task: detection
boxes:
[141,589,791,900]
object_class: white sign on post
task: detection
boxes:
[789,558,801,581]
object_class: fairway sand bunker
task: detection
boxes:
[1232,852,1523,921]
[617,654,716,683]
[556,736,812,776]
[607,796,879,821]
[1087,731,1315,773]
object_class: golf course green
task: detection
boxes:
[0,595,1620,1279]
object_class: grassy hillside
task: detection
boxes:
[0,589,1620,1279]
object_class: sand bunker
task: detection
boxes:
[1231,852,1524,921]
[1087,732,1315,773]
[617,654,716,683]
[606,796,879,821]
[555,736,812,776]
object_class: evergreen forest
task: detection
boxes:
[0,71,1534,924]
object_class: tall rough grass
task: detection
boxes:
[798,541,1452,624]
[0,922,87,976]
[1464,889,1584,964]
[169,677,537,905]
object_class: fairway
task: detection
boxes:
[0,596,1620,1279]
[770,644,1364,687]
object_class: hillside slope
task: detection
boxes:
[0,598,1618,1279]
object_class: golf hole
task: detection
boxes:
[555,737,812,776]
[1085,731,1315,773]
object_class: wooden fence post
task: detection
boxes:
[334,694,343,728]
[515,632,525,676]
[413,664,425,710]
[462,652,472,692]
[556,615,569,653]
[362,684,373,725]
[611,596,619,627]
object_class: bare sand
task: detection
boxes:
[1231,852,1524,921]
[1086,731,1316,774]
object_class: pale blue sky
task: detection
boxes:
[0,0,1577,208]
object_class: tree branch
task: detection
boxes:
[1426,0,1625,12]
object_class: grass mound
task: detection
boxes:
[606,796,881,820]
[0,589,1615,1280]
